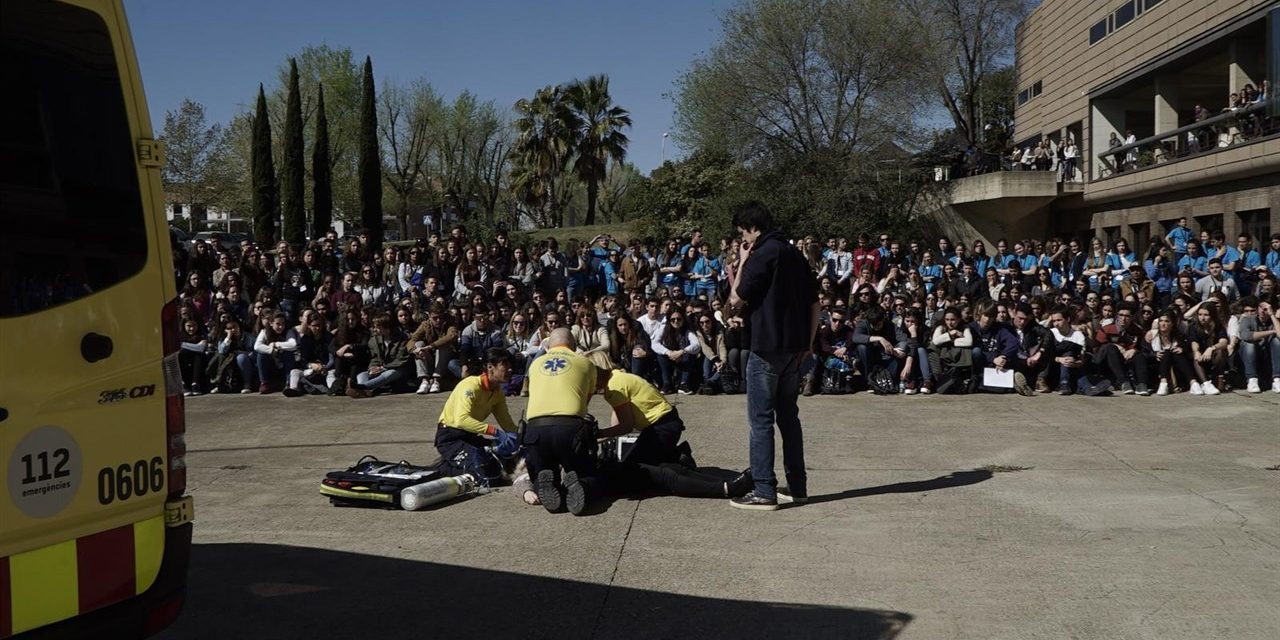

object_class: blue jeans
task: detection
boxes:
[1239,337,1280,379]
[656,353,697,389]
[357,367,406,391]
[746,351,807,500]
[233,352,256,390]
[702,357,722,385]
[912,347,933,383]
[256,351,296,386]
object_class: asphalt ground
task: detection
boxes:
[156,388,1280,640]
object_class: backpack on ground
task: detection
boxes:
[867,366,897,396]
[820,368,850,395]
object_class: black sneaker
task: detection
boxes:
[1134,383,1150,396]
[562,471,587,516]
[677,385,694,395]
[729,491,778,511]
[1120,381,1135,395]
[778,486,808,505]
[1013,372,1033,397]
[282,387,303,398]
[1058,383,1074,396]
[725,470,753,498]
[535,469,564,513]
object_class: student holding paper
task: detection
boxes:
[972,304,1031,395]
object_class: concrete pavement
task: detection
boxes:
[157,390,1280,639]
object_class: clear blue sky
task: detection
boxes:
[125,0,737,174]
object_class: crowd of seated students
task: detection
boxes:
[172,222,1280,401]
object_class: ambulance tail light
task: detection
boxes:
[161,298,187,497]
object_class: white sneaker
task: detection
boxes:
[1156,381,1169,396]
[1202,381,1221,395]
[1273,378,1280,394]
[416,379,431,395]
[1189,381,1204,395]
[428,379,441,393]
[240,388,253,394]
[209,387,221,394]
[1246,378,1261,393]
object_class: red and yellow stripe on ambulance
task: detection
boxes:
[2,418,178,637]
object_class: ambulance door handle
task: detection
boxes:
[81,332,114,363]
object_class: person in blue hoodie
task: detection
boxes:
[972,303,1029,395]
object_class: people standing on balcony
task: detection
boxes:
[1123,130,1138,171]
[1108,132,1125,174]
[1020,145,1035,171]
[1165,217,1195,264]
[1192,104,1213,152]
[1008,146,1023,171]
[1033,141,1051,171]
[1061,139,1079,182]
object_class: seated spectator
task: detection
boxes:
[208,318,256,393]
[973,305,1028,395]
[852,308,904,391]
[178,317,211,396]
[356,265,390,309]
[815,306,855,394]
[571,307,610,357]
[1092,302,1150,395]
[1047,306,1089,395]
[899,308,931,394]
[652,308,701,395]
[1186,303,1227,395]
[1011,302,1053,393]
[408,303,460,395]
[1195,258,1239,301]
[609,313,653,379]
[253,312,298,393]
[695,313,727,394]
[330,309,371,394]
[456,305,506,379]
[929,307,974,393]
[284,312,333,397]
[1236,297,1280,393]
[1146,309,1203,396]
[351,314,411,397]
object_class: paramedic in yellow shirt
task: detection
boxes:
[435,348,518,486]
[524,328,601,515]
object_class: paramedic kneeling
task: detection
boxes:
[525,328,601,515]
[435,348,519,487]
[588,353,752,499]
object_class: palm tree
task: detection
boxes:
[512,85,577,227]
[564,75,631,226]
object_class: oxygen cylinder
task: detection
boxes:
[400,473,477,511]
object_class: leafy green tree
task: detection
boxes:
[435,91,510,224]
[564,75,631,226]
[251,84,278,245]
[312,83,333,238]
[673,0,931,160]
[159,98,230,226]
[357,56,383,249]
[280,59,306,247]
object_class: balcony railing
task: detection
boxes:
[1094,101,1274,179]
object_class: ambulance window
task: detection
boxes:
[0,0,148,317]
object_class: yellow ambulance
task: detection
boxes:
[1,0,194,636]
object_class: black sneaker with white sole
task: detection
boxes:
[562,470,587,515]
[535,469,564,513]
[729,491,778,511]
[725,470,753,498]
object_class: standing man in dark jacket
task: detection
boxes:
[726,202,819,511]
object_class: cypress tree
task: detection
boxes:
[357,56,383,250]
[311,83,333,240]
[251,84,278,246]
[280,59,306,248]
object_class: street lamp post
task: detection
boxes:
[661,132,669,164]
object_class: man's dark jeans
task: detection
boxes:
[746,351,807,500]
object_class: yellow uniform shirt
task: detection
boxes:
[526,346,596,419]
[603,371,672,430]
[437,374,516,436]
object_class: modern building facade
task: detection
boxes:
[943,0,1279,256]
